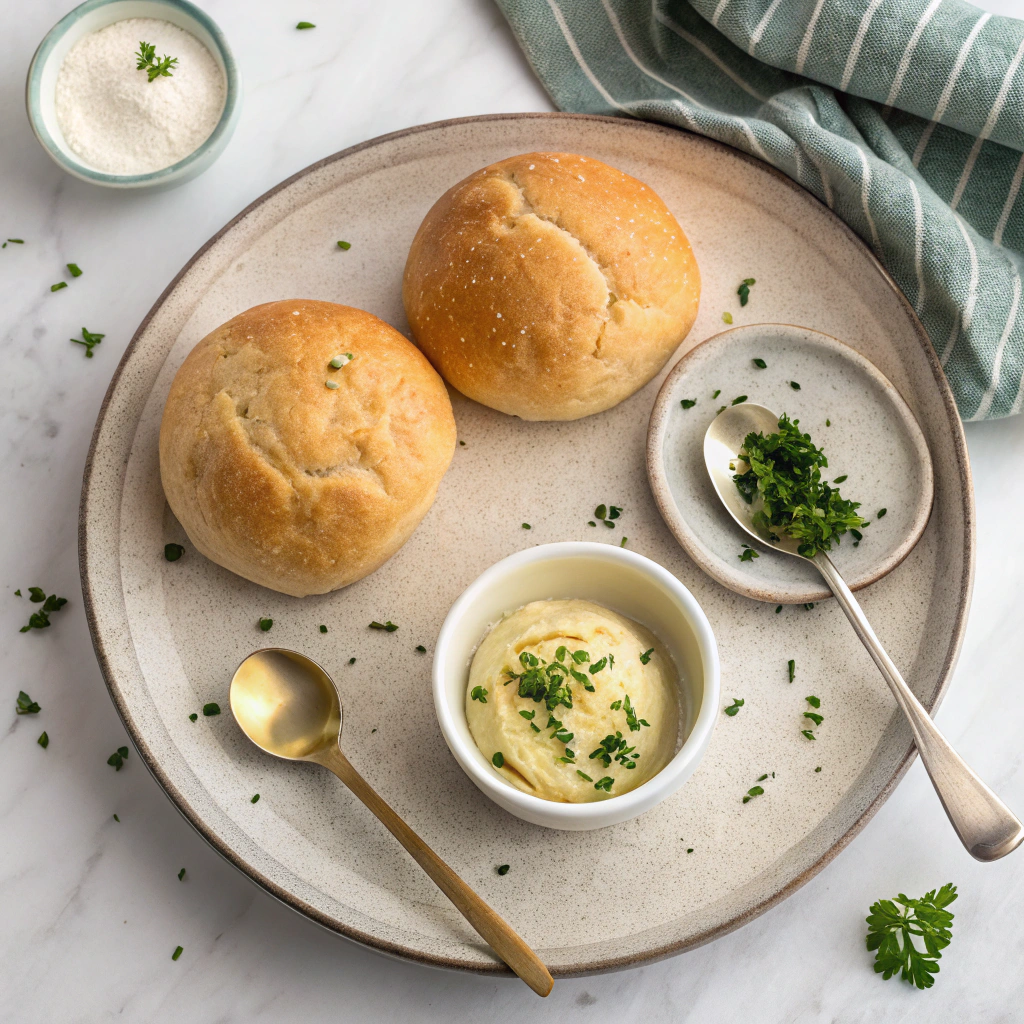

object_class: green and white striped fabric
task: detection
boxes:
[496,0,1024,420]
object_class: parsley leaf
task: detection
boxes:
[737,278,755,306]
[135,41,178,81]
[680,398,697,409]
[732,413,865,558]
[107,745,130,770]
[19,591,68,632]
[471,686,488,703]
[723,697,744,717]
[866,884,957,989]
[16,690,41,715]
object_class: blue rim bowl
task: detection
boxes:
[26,0,241,190]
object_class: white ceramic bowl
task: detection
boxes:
[26,0,240,190]
[433,542,720,830]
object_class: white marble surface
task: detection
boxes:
[2,0,1024,1020]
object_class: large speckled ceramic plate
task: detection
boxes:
[79,113,973,977]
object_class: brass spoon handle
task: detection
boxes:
[314,745,554,996]
[813,552,1023,861]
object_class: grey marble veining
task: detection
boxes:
[1,0,1023,1020]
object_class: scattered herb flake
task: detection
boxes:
[639,648,654,665]
[680,398,697,409]
[866,883,957,989]
[775,605,782,613]
[576,770,593,781]
[877,508,888,518]
[742,784,764,803]
[415,644,426,652]
[815,766,822,772]
[113,813,120,822]
[722,312,733,324]
[739,544,759,562]
[67,263,82,277]
[712,389,721,399]
[753,358,767,369]
[804,603,815,610]
[164,543,184,561]
[471,686,488,703]
[320,625,328,633]
[50,282,67,292]
[687,847,694,853]
[37,731,49,749]
[826,418,831,426]
[788,659,795,682]
[349,657,356,665]
[801,729,816,740]
[202,702,220,717]
[723,697,745,717]
[16,691,41,715]
[297,21,316,29]
[496,863,510,875]
[790,380,801,390]
[620,536,627,547]
[594,776,614,792]
[521,523,531,529]
[251,794,260,803]
[833,474,848,484]
[188,713,198,722]
[172,945,183,961]
[737,278,756,305]
[805,695,820,708]
[135,41,178,81]
[178,868,186,881]
[259,617,273,631]
[107,746,130,771]
[492,752,504,768]
[7,238,24,244]
[325,380,340,389]
[70,326,106,358]
[369,620,398,632]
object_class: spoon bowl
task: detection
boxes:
[704,402,806,559]
[230,649,342,761]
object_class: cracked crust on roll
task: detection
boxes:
[402,152,701,421]
[159,300,456,597]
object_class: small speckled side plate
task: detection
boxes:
[647,324,934,604]
[79,114,973,978]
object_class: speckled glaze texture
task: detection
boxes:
[647,325,935,604]
[79,114,973,977]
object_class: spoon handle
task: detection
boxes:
[315,745,554,996]
[813,552,1023,861]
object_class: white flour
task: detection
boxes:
[55,18,226,175]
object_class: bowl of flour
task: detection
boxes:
[27,0,240,189]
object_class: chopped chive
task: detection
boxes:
[72,326,105,357]
[790,380,801,390]
[369,620,398,631]
[775,605,782,613]
[680,398,697,409]
[492,752,504,768]
[722,312,733,324]
[731,395,748,405]
[67,263,82,277]
[7,238,24,244]
[202,702,220,717]
[325,380,340,389]
[826,418,831,426]
[251,794,260,803]
[712,389,721,399]
[576,770,592,781]
[336,239,350,249]
[815,766,822,772]
[172,946,183,961]
[877,508,888,518]
[297,21,316,29]
[687,847,694,853]
[415,644,426,653]
[788,659,795,682]
[496,864,510,875]
[349,657,356,665]
[803,603,815,610]
[178,868,186,880]
[752,358,767,369]
[801,729,816,740]
[113,813,120,822]
[259,617,273,631]
[37,731,49,748]
[50,282,67,292]
[833,474,848,484]
[471,686,488,703]
[521,523,531,529]
[620,536,628,547]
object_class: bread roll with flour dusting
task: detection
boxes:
[159,300,456,597]
[403,151,701,420]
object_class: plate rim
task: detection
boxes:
[646,322,937,604]
[77,111,976,977]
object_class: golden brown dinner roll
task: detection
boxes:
[159,300,456,598]
[403,152,700,420]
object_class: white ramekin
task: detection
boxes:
[433,542,720,830]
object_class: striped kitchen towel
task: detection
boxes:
[495,0,1024,420]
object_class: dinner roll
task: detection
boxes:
[159,300,456,598]
[403,152,700,420]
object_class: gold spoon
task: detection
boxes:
[705,403,1023,861]
[229,648,553,996]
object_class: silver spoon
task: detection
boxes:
[229,648,553,996]
[705,403,1022,861]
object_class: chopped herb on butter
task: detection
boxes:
[471,686,488,703]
